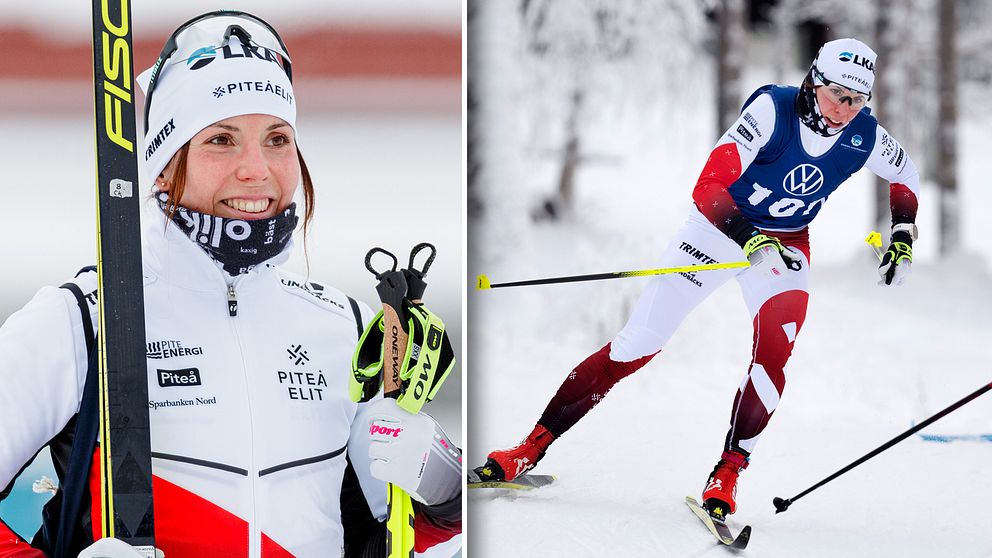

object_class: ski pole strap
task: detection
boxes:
[403,243,436,301]
[394,304,454,414]
[349,305,455,413]
[350,311,387,403]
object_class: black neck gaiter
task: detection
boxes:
[156,191,299,276]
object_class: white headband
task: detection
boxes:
[814,38,877,94]
[137,34,297,185]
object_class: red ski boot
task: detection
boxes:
[701,450,749,521]
[474,425,555,482]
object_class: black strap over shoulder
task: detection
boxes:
[30,269,103,556]
[347,297,363,339]
[59,283,95,356]
[61,265,98,354]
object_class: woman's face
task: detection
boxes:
[814,85,862,129]
[160,114,299,219]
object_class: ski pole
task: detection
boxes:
[476,261,750,290]
[364,244,440,558]
[773,381,992,513]
[364,248,417,558]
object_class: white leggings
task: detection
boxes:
[610,208,810,455]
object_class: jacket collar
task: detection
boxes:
[140,198,292,292]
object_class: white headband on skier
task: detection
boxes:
[812,38,877,95]
[136,13,297,186]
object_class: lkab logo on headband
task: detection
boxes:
[838,51,874,72]
[185,42,282,71]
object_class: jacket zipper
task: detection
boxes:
[226,278,258,557]
[228,284,238,316]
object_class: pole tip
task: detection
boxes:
[476,274,491,290]
[772,497,792,513]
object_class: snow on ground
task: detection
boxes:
[469,217,992,558]
[467,33,992,555]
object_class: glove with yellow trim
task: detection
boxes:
[878,224,916,286]
[743,233,803,278]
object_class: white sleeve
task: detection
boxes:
[0,280,93,489]
[864,124,921,196]
[714,92,776,171]
[346,297,386,519]
[348,397,387,521]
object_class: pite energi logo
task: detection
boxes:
[851,135,863,147]
[783,164,824,197]
[186,46,218,70]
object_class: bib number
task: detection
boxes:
[748,182,827,219]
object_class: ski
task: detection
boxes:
[685,496,751,550]
[467,473,556,491]
[91,0,155,549]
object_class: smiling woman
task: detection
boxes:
[0,9,461,558]
[153,115,313,277]
[160,118,309,222]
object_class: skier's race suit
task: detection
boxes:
[537,85,920,458]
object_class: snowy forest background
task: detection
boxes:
[468,1,992,556]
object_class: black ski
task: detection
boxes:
[685,496,751,550]
[91,0,155,549]
[467,473,557,491]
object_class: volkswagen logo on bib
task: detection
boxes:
[783,164,824,197]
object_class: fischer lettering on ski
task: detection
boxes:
[99,0,135,152]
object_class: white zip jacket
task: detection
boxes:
[0,206,459,557]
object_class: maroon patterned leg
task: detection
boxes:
[538,343,658,438]
[725,289,809,455]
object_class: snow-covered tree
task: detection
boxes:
[474,0,706,224]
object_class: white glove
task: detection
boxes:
[367,398,461,506]
[877,228,914,286]
[77,538,163,558]
[743,234,803,277]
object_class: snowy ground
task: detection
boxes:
[467,25,992,555]
[469,251,991,557]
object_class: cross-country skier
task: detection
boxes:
[0,11,460,558]
[476,38,919,521]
